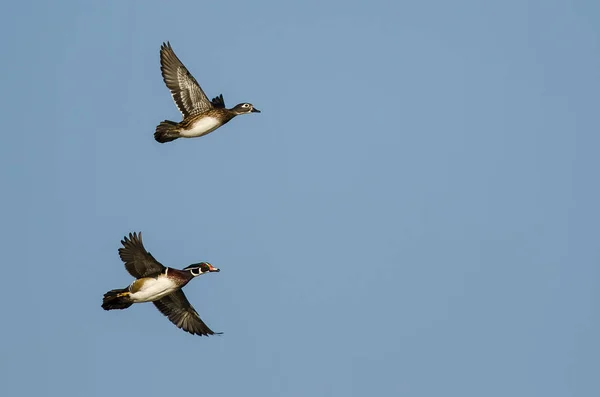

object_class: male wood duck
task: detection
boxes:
[102,232,221,336]
[154,42,260,143]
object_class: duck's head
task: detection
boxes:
[231,102,261,115]
[184,262,220,277]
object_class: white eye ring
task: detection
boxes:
[242,104,250,108]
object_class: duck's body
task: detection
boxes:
[109,268,190,304]
[154,42,260,143]
[127,275,179,303]
[102,232,221,336]
[179,113,225,138]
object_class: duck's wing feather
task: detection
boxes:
[211,94,225,109]
[160,42,213,118]
[153,290,222,336]
[118,232,166,278]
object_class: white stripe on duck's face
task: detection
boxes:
[185,262,219,276]
[189,267,202,276]
[128,276,179,303]
[181,116,222,137]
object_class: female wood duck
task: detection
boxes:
[102,232,221,336]
[154,42,260,143]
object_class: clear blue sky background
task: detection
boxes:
[1,0,599,396]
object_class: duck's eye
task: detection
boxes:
[242,104,249,108]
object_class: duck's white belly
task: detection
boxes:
[129,277,178,302]
[181,116,221,137]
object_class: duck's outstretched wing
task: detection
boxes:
[153,290,222,336]
[160,42,213,117]
[118,232,166,278]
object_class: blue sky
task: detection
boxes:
[1,0,599,396]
